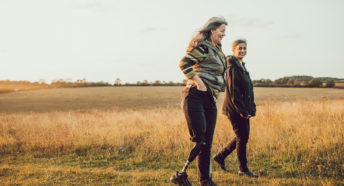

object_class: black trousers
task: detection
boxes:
[182,86,217,181]
[217,114,250,172]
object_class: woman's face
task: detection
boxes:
[233,43,247,60]
[210,24,226,45]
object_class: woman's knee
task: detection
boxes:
[236,135,249,144]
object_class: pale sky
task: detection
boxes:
[0,0,343,84]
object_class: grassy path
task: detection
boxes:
[1,155,341,185]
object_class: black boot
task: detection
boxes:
[213,154,228,172]
[200,178,217,186]
[170,171,192,185]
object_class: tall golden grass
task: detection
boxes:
[0,99,343,180]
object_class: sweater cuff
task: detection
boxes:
[184,70,195,79]
[240,111,249,117]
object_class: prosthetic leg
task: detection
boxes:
[181,141,206,172]
[170,141,206,185]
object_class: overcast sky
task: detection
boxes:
[0,0,343,83]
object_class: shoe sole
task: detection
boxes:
[170,177,191,185]
[171,179,192,186]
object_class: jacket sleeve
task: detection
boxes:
[179,44,208,79]
[251,96,256,116]
[250,78,256,116]
[226,67,249,116]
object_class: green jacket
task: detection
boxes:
[179,40,226,95]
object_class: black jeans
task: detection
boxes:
[217,114,250,172]
[182,86,217,181]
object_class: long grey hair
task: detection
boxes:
[187,17,228,52]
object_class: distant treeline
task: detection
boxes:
[116,76,344,88]
[1,76,343,93]
[0,78,111,93]
[253,76,343,88]
[119,80,186,86]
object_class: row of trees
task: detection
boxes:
[0,79,186,89]
[51,78,111,87]
[252,76,338,88]
[114,78,186,86]
[0,79,111,90]
[115,76,341,88]
[1,76,342,90]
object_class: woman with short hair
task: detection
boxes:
[213,39,258,178]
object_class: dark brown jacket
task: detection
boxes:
[222,55,256,117]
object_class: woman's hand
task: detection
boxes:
[192,75,207,91]
[240,113,252,119]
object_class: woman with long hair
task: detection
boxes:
[170,17,227,186]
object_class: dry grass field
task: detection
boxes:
[1,87,344,113]
[0,87,343,185]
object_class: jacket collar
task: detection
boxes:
[200,39,217,50]
[227,55,246,71]
[200,40,226,65]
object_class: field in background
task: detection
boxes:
[0,87,343,185]
[1,87,344,113]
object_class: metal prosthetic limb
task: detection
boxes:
[181,141,206,172]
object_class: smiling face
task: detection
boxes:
[210,24,226,45]
[233,43,247,60]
